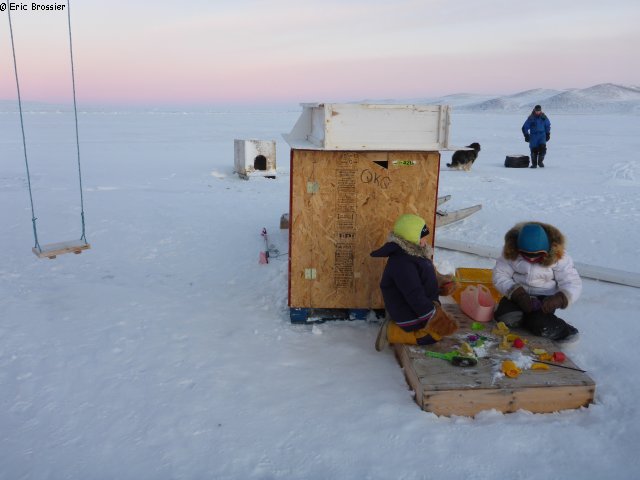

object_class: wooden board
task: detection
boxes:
[435,204,482,227]
[284,103,452,151]
[289,150,440,309]
[395,303,595,416]
[33,240,91,259]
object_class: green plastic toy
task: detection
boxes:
[425,350,478,367]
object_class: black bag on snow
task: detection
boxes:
[504,155,530,168]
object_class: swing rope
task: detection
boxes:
[7,7,41,252]
[66,0,87,243]
[7,0,88,252]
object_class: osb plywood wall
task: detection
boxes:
[289,150,440,309]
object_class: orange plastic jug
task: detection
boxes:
[460,284,496,323]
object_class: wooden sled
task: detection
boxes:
[33,240,91,259]
[436,204,482,227]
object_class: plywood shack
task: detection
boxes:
[395,303,596,416]
[288,149,440,310]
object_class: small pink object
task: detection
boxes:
[513,338,525,349]
[460,284,496,323]
[259,251,269,264]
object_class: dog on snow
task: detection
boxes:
[446,143,481,171]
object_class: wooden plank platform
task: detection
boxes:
[394,303,595,416]
[33,240,91,259]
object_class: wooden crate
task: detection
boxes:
[395,304,596,416]
[289,149,440,310]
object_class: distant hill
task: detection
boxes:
[450,83,640,114]
[361,83,640,114]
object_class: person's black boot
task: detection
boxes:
[523,311,566,338]
[530,152,538,168]
[538,155,545,168]
[494,297,524,328]
[556,323,580,344]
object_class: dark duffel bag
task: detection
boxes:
[505,155,530,168]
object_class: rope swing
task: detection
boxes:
[8,0,90,259]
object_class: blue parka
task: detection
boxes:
[370,234,439,331]
[522,112,551,148]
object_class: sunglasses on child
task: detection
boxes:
[519,250,547,262]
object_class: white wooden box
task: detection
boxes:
[283,103,452,151]
[234,139,276,179]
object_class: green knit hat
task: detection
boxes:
[393,214,428,245]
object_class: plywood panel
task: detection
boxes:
[289,150,440,309]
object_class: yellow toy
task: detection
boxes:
[501,360,521,378]
[492,322,510,336]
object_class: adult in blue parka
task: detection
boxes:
[522,104,551,168]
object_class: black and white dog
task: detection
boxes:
[446,143,481,171]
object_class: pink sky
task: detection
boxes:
[1,0,639,105]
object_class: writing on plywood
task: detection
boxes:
[334,153,358,289]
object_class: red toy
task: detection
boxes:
[513,338,525,349]
[553,351,566,362]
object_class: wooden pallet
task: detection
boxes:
[33,240,91,259]
[394,303,595,416]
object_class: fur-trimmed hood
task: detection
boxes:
[502,222,565,267]
[370,232,433,259]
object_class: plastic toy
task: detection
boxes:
[513,338,525,349]
[471,322,486,331]
[461,284,496,322]
[492,322,510,336]
[501,360,521,378]
[425,350,478,367]
[531,363,550,370]
[459,342,475,356]
[553,351,566,362]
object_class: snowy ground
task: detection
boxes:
[1,108,639,479]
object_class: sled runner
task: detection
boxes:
[436,204,482,227]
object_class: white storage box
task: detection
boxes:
[234,139,276,179]
[283,103,452,151]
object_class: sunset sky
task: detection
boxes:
[1,0,639,106]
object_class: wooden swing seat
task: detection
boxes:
[33,240,91,259]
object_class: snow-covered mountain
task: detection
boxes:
[454,83,640,114]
